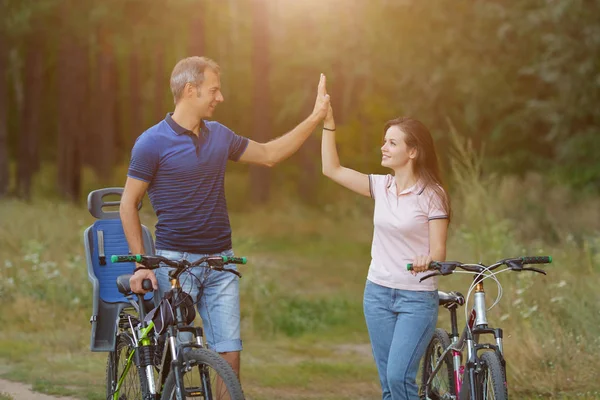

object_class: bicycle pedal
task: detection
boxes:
[187,387,203,396]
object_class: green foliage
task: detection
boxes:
[0,149,599,397]
[2,0,599,199]
[243,276,360,338]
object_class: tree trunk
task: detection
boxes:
[128,49,143,147]
[16,28,44,199]
[188,0,205,57]
[331,61,346,126]
[295,13,318,205]
[249,0,272,204]
[57,20,86,202]
[0,30,9,198]
[93,25,117,182]
[297,68,320,206]
[154,46,166,121]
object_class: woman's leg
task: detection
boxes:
[363,280,397,400]
[387,290,438,400]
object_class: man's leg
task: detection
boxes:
[192,249,242,400]
[193,249,243,370]
[220,351,240,377]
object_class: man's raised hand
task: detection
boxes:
[312,73,330,120]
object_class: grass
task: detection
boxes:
[0,135,599,398]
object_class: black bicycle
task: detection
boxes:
[408,255,552,400]
[106,253,248,400]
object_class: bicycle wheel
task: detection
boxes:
[479,352,508,400]
[106,332,149,400]
[161,348,244,400]
[420,328,455,400]
[459,351,507,400]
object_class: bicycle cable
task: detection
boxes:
[454,265,504,332]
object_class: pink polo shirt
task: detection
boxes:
[367,174,448,291]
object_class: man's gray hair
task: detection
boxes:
[170,56,220,104]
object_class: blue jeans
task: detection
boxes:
[155,249,242,353]
[363,280,438,400]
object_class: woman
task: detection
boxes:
[321,103,450,400]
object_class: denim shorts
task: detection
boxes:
[155,248,242,353]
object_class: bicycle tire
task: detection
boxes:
[106,332,150,400]
[420,328,456,400]
[459,351,507,400]
[160,348,244,400]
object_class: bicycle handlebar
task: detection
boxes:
[111,254,248,289]
[406,256,552,282]
[111,254,247,268]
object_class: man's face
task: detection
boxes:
[192,68,224,118]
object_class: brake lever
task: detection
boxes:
[224,268,242,278]
[419,272,441,283]
[521,267,547,275]
[210,266,242,278]
[505,259,523,271]
[142,256,164,268]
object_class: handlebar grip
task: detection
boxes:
[407,262,437,271]
[142,279,153,291]
[521,256,552,265]
[222,256,247,264]
[111,255,142,263]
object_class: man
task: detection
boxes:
[120,56,329,378]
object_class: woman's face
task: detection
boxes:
[381,125,416,169]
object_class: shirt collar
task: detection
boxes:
[165,112,207,136]
[387,177,426,196]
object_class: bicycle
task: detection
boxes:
[407,255,552,400]
[106,253,248,400]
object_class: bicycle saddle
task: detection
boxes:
[116,274,134,295]
[438,291,465,307]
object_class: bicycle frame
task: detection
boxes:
[113,276,206,400]
[425,276,506,400]
[109,253,247,400]
[418,256,550,400]
[112,320,156,400]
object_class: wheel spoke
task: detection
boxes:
[420,329,455,399]
[161,349,244,400]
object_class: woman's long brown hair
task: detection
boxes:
[384,117,451,221]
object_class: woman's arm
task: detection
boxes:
[428,218,449,261]
[321,104,370,197]
[411,218,449,273]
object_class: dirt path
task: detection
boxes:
[0,378,79,400]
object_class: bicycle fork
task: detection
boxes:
[459,281,507,398]
[135,322,158,399]
[448,304,463,396]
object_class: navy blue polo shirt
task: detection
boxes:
[127,113,249,254]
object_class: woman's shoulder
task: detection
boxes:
[421,183,447,197]
[418,183,450,217]
[370,173,394,188]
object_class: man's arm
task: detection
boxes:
[238,74,330,167]
[120,177,158,292]
[120,177,149,255]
